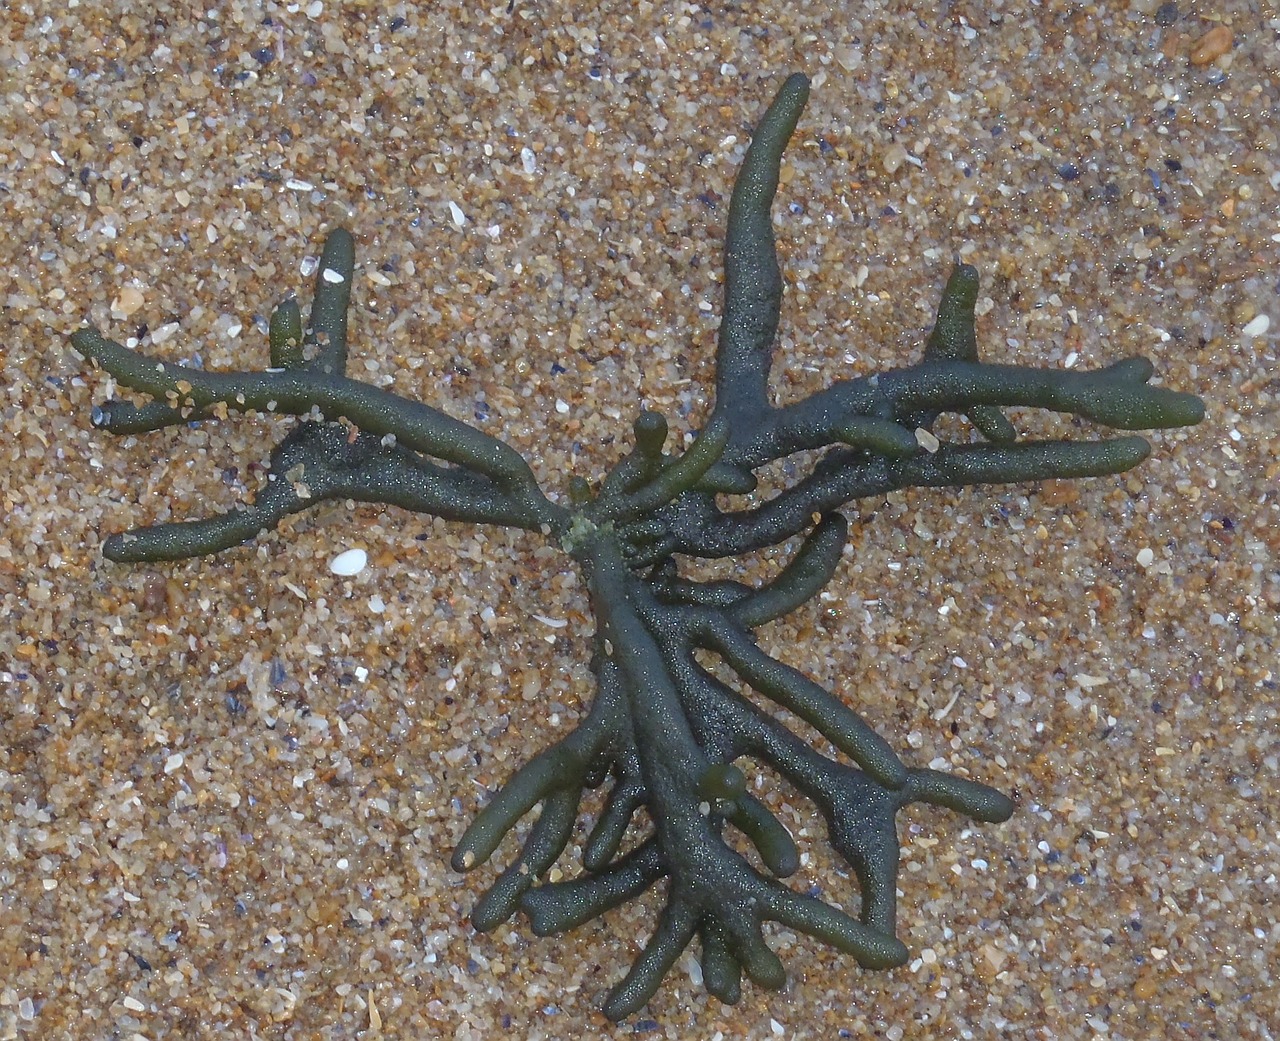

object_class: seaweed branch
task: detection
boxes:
[71,72,1203,1019]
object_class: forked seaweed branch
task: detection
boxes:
[71,73,1204,1020]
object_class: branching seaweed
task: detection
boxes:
[70,73,1204,1020]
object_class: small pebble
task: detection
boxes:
[1189,26,1232,65]
[111,286,145,319]
[882,142,909,174]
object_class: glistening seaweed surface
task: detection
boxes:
[71,73,1204,1020]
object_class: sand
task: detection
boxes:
[1,2,1276,1038]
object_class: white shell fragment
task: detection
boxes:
[150,322,180,345]
[1240,313,1270,338]
[329,548,368,576]
[321,267,346,284]
[914,427,941,453]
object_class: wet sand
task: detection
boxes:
[1,3,1275,1038]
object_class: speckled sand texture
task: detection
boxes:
[2,3,1277,1039]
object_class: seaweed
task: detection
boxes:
[70,73,1204,1020]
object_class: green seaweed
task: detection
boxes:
[70,72,1204,1020]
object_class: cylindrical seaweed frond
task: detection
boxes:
[713,72,810,429]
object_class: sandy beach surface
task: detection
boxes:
[1,2,1276,1038]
